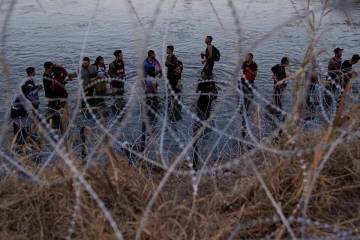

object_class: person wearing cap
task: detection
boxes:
[109,50,126,113]
[341,54,360,91]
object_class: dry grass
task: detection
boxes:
[1,124,360,240]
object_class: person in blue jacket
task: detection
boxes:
[144,50,162,78]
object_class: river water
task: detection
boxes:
[2,0,360,109]
[1,0,360,161]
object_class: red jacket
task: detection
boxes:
[52,68,68,99]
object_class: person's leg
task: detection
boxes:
[145,97,156,126]
[168,95,175,122]
[203,95,213,120]
[274,86,281,109]
[174,94,182,121]
[140,121,147,152]
[279,87,284,110]
[207,61,215,77]
[202,64,208,76]
[48,101,56,128]
[197,96,207,121]
[48,100,60,130]
[323,84,333,112]
[13,122,22,145]
[192,138,200,171]
[88,87,97,109]
[94,92,108,118]
[240,81,249,140]
[83,90,94,118]
[113,87,125,115]
[202,61,214,78]
[244,82,254,113]
[192,121,202,171]
[20,126,29,145]
[80,126,87,159]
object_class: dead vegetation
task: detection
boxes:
[1,121,360,240]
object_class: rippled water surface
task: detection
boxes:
[1,0,360,119]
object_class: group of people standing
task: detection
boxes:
[326,48,359,106]
[240,53,289,118]
[240,48,359,119]
[9,35,360,168]
[9,36,217,149]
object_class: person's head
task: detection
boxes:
[201,71,209,80]
[174,64,182,75]
[352,54,360,64]
[114,50,123,62]
[44,61,53,72]
[95,56,104,66]
[26,67,36,77]
[147,67,156,78]
[205,36,213,45]
[53,66,63,79]
[166,45,174,55]
[281,56,289,66]
[82,57,90,68]
[334,47,344,58]
[245,53,254,62]
[148,50,156,60]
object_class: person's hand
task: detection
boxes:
[352,71,358,79]
[202,60,206,64]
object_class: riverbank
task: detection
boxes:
[1,122,360,239]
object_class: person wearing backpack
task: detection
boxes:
[11,67,42,146]
[22,67,42,110]
[201,36,220,77]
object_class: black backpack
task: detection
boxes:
[11,96,28,119]
[213,46,221,62]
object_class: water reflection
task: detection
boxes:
[2,0,360,119]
